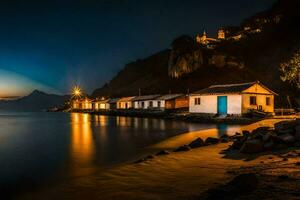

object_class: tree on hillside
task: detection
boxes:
[280,51,300,89]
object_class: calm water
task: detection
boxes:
[0,112,238,197]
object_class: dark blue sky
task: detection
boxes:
[0,0,276,96]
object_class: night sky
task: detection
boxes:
[0,0,277,97]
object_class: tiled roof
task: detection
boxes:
[108,98,120,103]
[192,81,276,95]
[132,95,161,101]
[155,94,185,100]
[118,96,136,102]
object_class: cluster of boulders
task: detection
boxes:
[228,119,300,154]
[134,136,224,163]
[134,119,300,163]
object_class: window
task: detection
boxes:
[141,101,145,108]
[149,101,153,107]
[250,96,257,105]
[194,97,201,105]
[158,101,161,108]
[266,97,270,106]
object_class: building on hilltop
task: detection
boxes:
[195,29,226,49]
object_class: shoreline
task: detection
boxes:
[68,109,262,125]
[19,118,300,200]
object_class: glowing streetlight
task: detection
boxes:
[72,86,82,97]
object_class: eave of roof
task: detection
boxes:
[155,94,185,100]
[132,95,161,101]
[191,81,277,96]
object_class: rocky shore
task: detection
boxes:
[133,118,300,199]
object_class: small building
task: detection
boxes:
[154,94,189,110]
[117,96,135,109]
[72,97,93,110]
[108,98,119,110]
[93,98,110,110]
[189,82,276,115]
[132,95,161,109]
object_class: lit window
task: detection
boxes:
[250,96,257,105]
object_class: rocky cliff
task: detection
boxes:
[92,0,300,107]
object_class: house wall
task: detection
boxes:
[174,96,189,109]
[241,83,274,113]
[134,100,162,109]
[94,102,109,110]
[189,95,242,114]
[241,94,274,113]
[82,101,92,110]
[73,102,80,109]
[117,101,133,109]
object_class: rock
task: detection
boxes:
[235,132,241,136]
[221,138,229,143]
[274,143,289,150]
[232,139,244,150]
[146,155,154,159]
[228,173,259,193]
[278,175,289,179]
[278,128,295,135]
[263,140,274,151]
[174,145,191,152]
[295,125,300,139]
[262,133,272,142]
[188,137,204,148]
[252,126,273,134]
[240,139,264,153]
[274,120,296,134]
[156,150,170,156]
[295,131,300,141]
[205,137,220,145]
[278,134,295,145]
[220,134,229,139]
[242,130,250,137]
[134,158,146,164]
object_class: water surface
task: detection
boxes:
[0,112,239,197]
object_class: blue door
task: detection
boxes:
[217,96,227,115]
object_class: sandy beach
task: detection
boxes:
[18,118,300,200]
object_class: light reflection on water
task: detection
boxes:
[0,112,241,197]
[70,113,96,177]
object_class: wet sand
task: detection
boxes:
[18,119,299,200]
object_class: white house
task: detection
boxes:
[189,81,277,115]
[132,95,161,109]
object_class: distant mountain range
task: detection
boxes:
[92,0,300,107]
[0,90,70,111]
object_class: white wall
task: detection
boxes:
[189,95,217,113]
[189,95,242,114]
[134,100,165,109]
[227,95,242,114]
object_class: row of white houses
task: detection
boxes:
[72,94,189,111]
[72,82,276,115]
